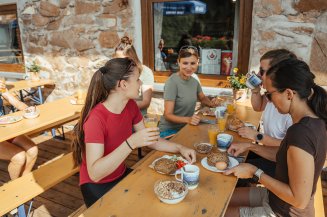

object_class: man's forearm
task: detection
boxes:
[250,88,264,111]
[249,144,278,162]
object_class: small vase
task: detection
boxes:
[30,72,40,81]
[233,88,247,102]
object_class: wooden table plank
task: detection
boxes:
[0,96,82,142]
[0,152,79,216]
[80,104,262,217]
[6,79,54,92]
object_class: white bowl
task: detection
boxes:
[23,109,40,119]
[154,180,188,204]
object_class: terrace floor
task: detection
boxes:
[0,127,326,216]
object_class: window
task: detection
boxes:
[141,0,253,86]
[0,4,24,73]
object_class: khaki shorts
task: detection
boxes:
[239,187,276,217]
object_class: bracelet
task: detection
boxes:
[125,139,133,150]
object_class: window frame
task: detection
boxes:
[0,4,25,73]
[141,0,253,87]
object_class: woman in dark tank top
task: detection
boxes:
[223,58,327,217]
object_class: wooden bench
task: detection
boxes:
[314,177,325,217]
[0,152,79,216]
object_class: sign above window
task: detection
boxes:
[163,0,207,16]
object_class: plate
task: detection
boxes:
[244,122,257,130]
[149,155,189,175]
[0,116,23,125]
[201,156,239,173]
[23,108,40,119]
[198,107,215,116]
[70,97,84,105]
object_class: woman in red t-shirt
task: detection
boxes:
[72,58,196,207]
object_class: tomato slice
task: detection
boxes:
[176,160,187,169]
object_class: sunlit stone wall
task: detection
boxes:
[249,0,327,85]
[17,0,134,101]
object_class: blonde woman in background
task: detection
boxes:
[115,36,154,115]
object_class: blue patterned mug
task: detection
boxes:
[175,165,200,190]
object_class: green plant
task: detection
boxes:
[227,68,247,90]
[27,61,41,73]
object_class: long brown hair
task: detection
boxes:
[72,58,137,165]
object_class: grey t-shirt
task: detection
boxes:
[159,73,202,132]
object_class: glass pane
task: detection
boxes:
[0,11,23,64]
[153,0,237,75]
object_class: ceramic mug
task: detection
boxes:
[214,106,227,118]
[175,165,200,190]
[246,71,262,89]
[217,133,233,152]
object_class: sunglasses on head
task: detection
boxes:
[264,89,285,101]
[118,61,134,87]
[179,45,199,54]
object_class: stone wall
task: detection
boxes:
[249,0,327,86]
[17,0,134,101]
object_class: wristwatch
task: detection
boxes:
[252,168,264,182]
[256,133,264,142]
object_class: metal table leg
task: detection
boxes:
[19,90,24,102]
[17,204,26,217]
[37,86,43,104]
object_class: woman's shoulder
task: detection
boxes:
[141,65,153,73]
[165,73,179,84]
[87,103,107,118]
[287,117,324,138]
[140,65,154,85]
[126,99,137,107]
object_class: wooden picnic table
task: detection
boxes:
[6,79,54,93]
[5,79,55,104]
[0,96,82,143]
[80,104,262,217]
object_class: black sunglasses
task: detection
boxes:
[264,89,285,101]
[118,61,134,87]
[259,67,266,76]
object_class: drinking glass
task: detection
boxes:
[217,114,228,132]
[144,114,159,128]
[207,125,219,145]
[76,88,83,100]
[226,103,236,115]
[144,114,159,141]
[0,77,6,93]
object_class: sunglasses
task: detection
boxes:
[179,45,199,54]
[259,67,266,76]
[264,89,285,101]
[118,61,134,87]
